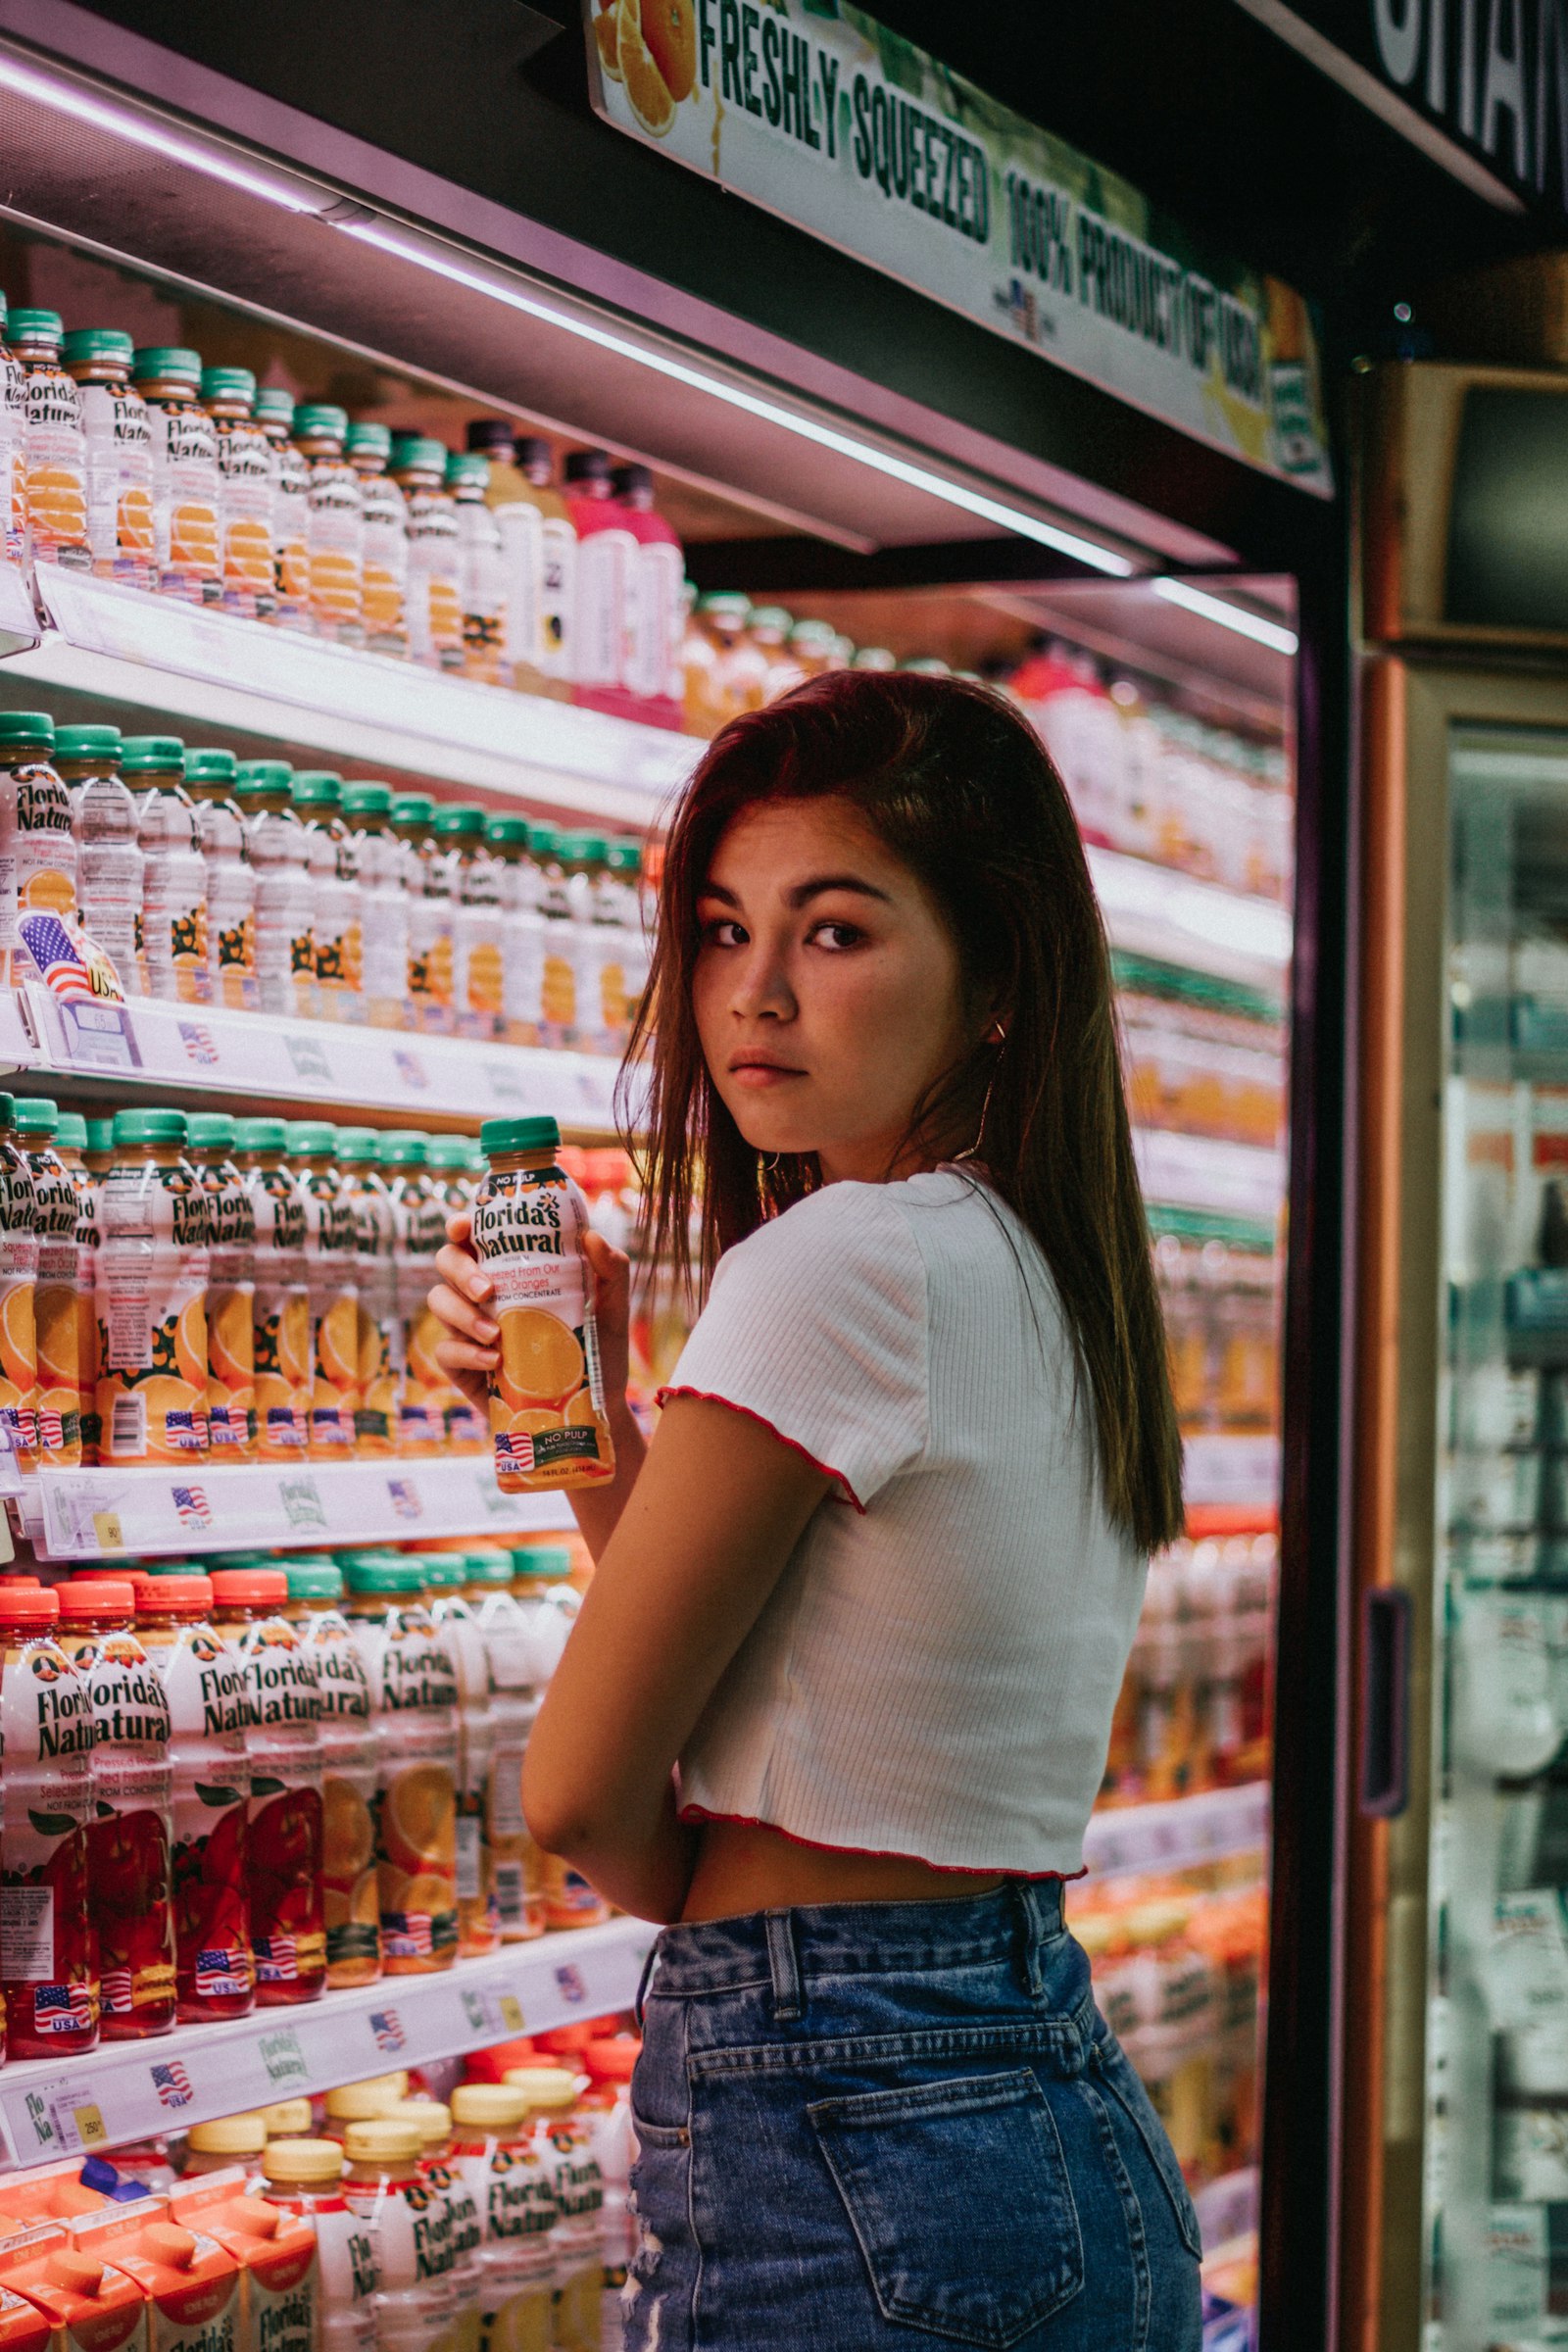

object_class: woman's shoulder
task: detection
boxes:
[712,1178,928,1306]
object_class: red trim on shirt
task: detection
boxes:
[677,1803,1085,1883]
[655,1386,867,1513]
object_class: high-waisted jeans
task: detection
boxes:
[623,1877,1203,2349]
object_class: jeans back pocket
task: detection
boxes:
[808,2067,1084,2348]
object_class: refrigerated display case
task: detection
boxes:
[0,15,1350,2346]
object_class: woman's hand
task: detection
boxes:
[429,1211,633,1424]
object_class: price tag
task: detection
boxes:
[482,1059,530,1108]
[17,2079,110,2156]
[37,1480,103,1558]
[459,1987,526,2037]
[474,1471,516,1523]
[55,999,141,1075]
[259,2028,309,2089]
[284,1032,334,1086]
[277,1476,326,1534]
[92,1510,125,1551]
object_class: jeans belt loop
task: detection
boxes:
[633,1938,661,2028]
[1009,1878,1050,2002]
[764,1909,805,2023]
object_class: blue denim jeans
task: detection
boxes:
[623,1878,1203,2349]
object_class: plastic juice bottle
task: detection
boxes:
[255,387,311,630]
[55,724,142,995]
[122,737,208,1006]
[233,1119,311,1459]
[292,771,363,1023]
[61,328,156,591]
[209,1568,326,2005]
[323,2077,409,2143]
[237,763,314,1018]
[132,347,221,606]
[465,421,570,700]
[580,2037,638,2347]
[420,1557,497,1959]
[289,1123,361,1458]
[437,807,503,1040]
[528,826,575,1049]
[262,2138,379,2352]
[448,2083,559,2352]
[186,1113,256,1460]
[0,711,78,989]
[393,794,455,1034]
[296,405,363,645]
[201,366,275,622]
[505,2072,604,2352]
[391,437,464,671]
[474,1117,614,1493]
[748,606,805,702]
[181,2116,267,2176]
[11,309,91,572]
[346,423,408,658]
[558,834,609,1055]
[463,1553,540,1943]
[0,295,27,576]
[333,1129,401,1457]
[262,2099,315,2138]
[96,1106,210,1463]
[423,1143,487,1454]
[286,1559,379,1989]
[444,454,507,686]
[54,1578,176,2038]
[168,2169,319,2352]
[179,746,253,1010]
[342,784,409,1030]
[383,1133,444,1454]
[392,2102,481,2352]
[563,450,634,701]
[484,816,538,1049]
[342,2119,453,2352]
[0,1585,96,2055]
[132,1572,254,2022]
[683,593,753,732]
[54,1112,98,1466]
[13,1098,80,1468]
[343,1555,460,1974]
[611,463,684,720]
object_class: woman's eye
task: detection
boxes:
[808,920,864,951]
[701,917,748,949]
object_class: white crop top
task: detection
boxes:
[659,1168,1149,1878]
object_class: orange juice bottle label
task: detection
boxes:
[246,1165,310,1457]
[349,1178,400,1455]
[215,420,275,621]
[196,1160,256,1459]
[230,1617,325,1996]
[297,1613,378,1987]
[300,1171,360,1455]
[15,760,78,921]
[70,1161,100,1462]
[0,1633,97,2053]
[353,1611,459,1975]
[26,1143,79,1467]
[0,1145,38,1469]
[395,1179,448,1454]
[143,1620,253,2016]
[150,402,221,602]
[473,1163,614,1492]
[23,365,89,564]
[68,1628,177,2032]
[96,1157,210,1461]
[307,465,363,638]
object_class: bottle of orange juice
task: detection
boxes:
[188,1113,257,1461]
[385,1133,447,1456]
[13,1098,79,1469]
[473,1117,614,1492]
[343,1556,459,1975]
[96,1106,210,1462]
[233,1118,311,1460]
[335,1129,401,1457]
[424,1138,487,1455]
[54,1110,98,1465]
[418,1554,497,1961]
[287,1558,380,1990]
[290,1123,361,1458]
[0,1584,97,2057]
[0,1095,37,1478]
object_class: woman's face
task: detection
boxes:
[693,794,973,1184]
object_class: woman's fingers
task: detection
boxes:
[431,1342,490,1413]
[427,1279,499,1346]
[581,1229,630,1326]
[445,1207,474,1248]
[435,1243,494,1307]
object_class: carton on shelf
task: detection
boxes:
[167,2174,316,2352]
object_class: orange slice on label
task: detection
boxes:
[619,0,675,132]
[0,1283,36,1391]
[595,0,622,78]
[209,1290,255,1390]
[498,1309,583,1409]
[275,1294,310,1387]
[642,0,695,100]
[564,1388,603,1429]
[383,1765,457,1875]
[323,1779,375,1879]
[174,1297,206,1388]
[318,1295,360,1393]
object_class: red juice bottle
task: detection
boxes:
[56,1578,177,2037]
[0,1584,97,2055]
[211,1567,326,2004]
[134,1570,255,2022]
[611,462,684,728]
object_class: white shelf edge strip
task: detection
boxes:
[0,1916,653,2169]
[1082,1781,1271,1879]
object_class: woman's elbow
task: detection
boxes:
[521,1744,598,1860]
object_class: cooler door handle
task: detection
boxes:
[1360,1587,1411,1818]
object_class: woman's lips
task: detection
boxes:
[728,1058,805,1089]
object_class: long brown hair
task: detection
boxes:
[620,669,1183,1552]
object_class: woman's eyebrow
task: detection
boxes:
[787,875,893,907]
[697,881,741,906]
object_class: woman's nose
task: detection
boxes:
[731,945,795,1022]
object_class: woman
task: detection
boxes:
[430,670,1201,2349]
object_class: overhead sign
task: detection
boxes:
[584,0,1334,494]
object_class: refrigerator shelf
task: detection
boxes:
[13,1456,575,1562]
[1082,1782,1269,1879]
[0,983,621,1138]
[1086,845,1292,995]
[1132,1130,1286,1228]
[0,1914,653,2171]
[5,571,696,828]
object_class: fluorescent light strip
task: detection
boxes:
[0,52,323,213]
[1151,576,1298,655]
[335,218,1135,576]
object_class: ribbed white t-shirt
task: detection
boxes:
[658,1167,1149,1878]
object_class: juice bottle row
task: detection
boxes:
[679,594,973,735]
[0,717,650,1053]
[1154,1237,1282,1437]
[0,298,686,723]
[0,2021,638,2352]
[0,1540,600,2060]
[1119,978,1287,1151]
[0,1101,496,1473]
[1101,1536,1277,1806]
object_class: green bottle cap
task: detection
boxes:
[416,1553,468,1589]
[294,404,349,442]
[511,1544,574,1581]
[200,366,257,405]
[112,1107,188,1148]
[481,1116,561,1157]
[286,1121,338,1158]
[232,1118,289,1154]
[84,1117,115,1154]
[464,1552,514,1586]
[120,736,186,774]
[12,1098,59,1138]
[234,762,295,800]
[748,606,794,634]
[55,1113,87,1152]
[434,804,487,838]
[341,782,392,816]
[696,590,752,619]
[61,327,134,369]
[424,1135,471,1171]
[345,421,392,460]
[187,1113,236,1152]
[334,1127,380,1165]
[605,839,642,874]
[185,749,238,785]
[0,1095,14,1131]
[380,1132,428,1168]
[342,1556,427,1595]
[284,1560,344,1600]
[485,814,531,847]
[131,346,202,385]
[391,794,434,827]
[444,452,489,490]
[389,435,449,476]
[291,771,343,808]
[8,310,63,347]
[0,713,55,749]
[52,725,122,763]
[254,387,295,425]
[526,823,560,858]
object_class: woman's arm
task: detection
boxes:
[430,1214,649,1557]
[520,1393,829,1922]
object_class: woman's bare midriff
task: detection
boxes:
[680,1816,1006,1921]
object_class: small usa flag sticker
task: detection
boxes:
[369,2010,407,2055]
[151,2061,193,2110]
